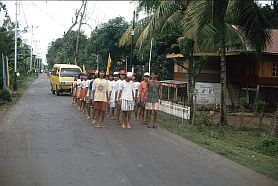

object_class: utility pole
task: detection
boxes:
[129,10,135,72]
[75,0,87,66]
[13,0,18,91]
[30,25,33,74]
[29,25,38,75]
[33,40,39,71]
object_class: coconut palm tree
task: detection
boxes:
[181,0,271,125]
[119,0,271,125]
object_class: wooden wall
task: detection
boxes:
[172,53,278,86]
[259,61,275,77]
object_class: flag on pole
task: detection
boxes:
[106,53,112,75]
[6,56,10,88]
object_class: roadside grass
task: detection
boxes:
[0,75,36,110]
[157,113,278,180]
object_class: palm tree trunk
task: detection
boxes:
[188,52,194,124]
[219,41,227,125]
[271,105,278,137]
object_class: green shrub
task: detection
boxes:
[196,114,213,127]
[239,97,249,109]
[209,127,226,139]
[195,114,213,132]
[255,133,278,156]
[255,100,267,112]
[0,88,12,102]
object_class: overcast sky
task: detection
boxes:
[3,1,137,65]
[2,1,271,65]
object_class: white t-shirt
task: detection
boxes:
[73,81,77,92]
[108,80,116,102]
[85,79,92,88]
[76,79,82,87]
[115,79,124,101]
[133,81,140,98]
[86,79,92,96]
[108,80,115,91]
[80,80,87,89]
[120,80,134,101]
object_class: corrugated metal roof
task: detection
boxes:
[266,29,278,53]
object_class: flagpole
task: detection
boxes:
[2,53,7,89]
[6,56,10,88]
[125,56,127,71]
[96,54,99,71]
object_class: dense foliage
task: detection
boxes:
[46,17,130,72]
[260,2,278,29]
[0,2,39,91]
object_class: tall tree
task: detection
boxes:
[0,2,32,89]
[182,0,271,125]
[47,17,129,72]
[119,0,251,125]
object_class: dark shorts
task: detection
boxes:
[94,101,107,111]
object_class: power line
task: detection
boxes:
[20,2,29,28]
[30,2,67,28]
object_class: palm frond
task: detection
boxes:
[230,0,272,53]
[137,0,162,14]
[135,1,178,48]
[161,10,182,34]
[119,15,153,47]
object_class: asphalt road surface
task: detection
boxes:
[0,74,277,186]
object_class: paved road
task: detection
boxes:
[0,74,277,186]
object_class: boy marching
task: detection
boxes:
[118,72,134,129]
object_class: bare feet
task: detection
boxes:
[121,124,126,129]
[126,123,131,129]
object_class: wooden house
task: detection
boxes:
[165,30,278,110]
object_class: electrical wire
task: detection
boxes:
[20,2,29,28]
[30,2,67,28]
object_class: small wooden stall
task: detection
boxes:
[159,80,187,105]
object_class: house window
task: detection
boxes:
[272,62,278,77]
[178,65,184,72]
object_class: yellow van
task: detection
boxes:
[50,64,81,96]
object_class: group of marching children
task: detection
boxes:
[72,69,162,129]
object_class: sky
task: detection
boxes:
[1,1,272,66]
[2,1,138,65]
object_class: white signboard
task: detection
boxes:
[195,82,231,105]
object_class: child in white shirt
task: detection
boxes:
[118,72,134,129]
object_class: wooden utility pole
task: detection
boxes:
[62,1,86,66]
[74,0,87,66]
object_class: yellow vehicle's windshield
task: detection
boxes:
[60,68,81,77]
